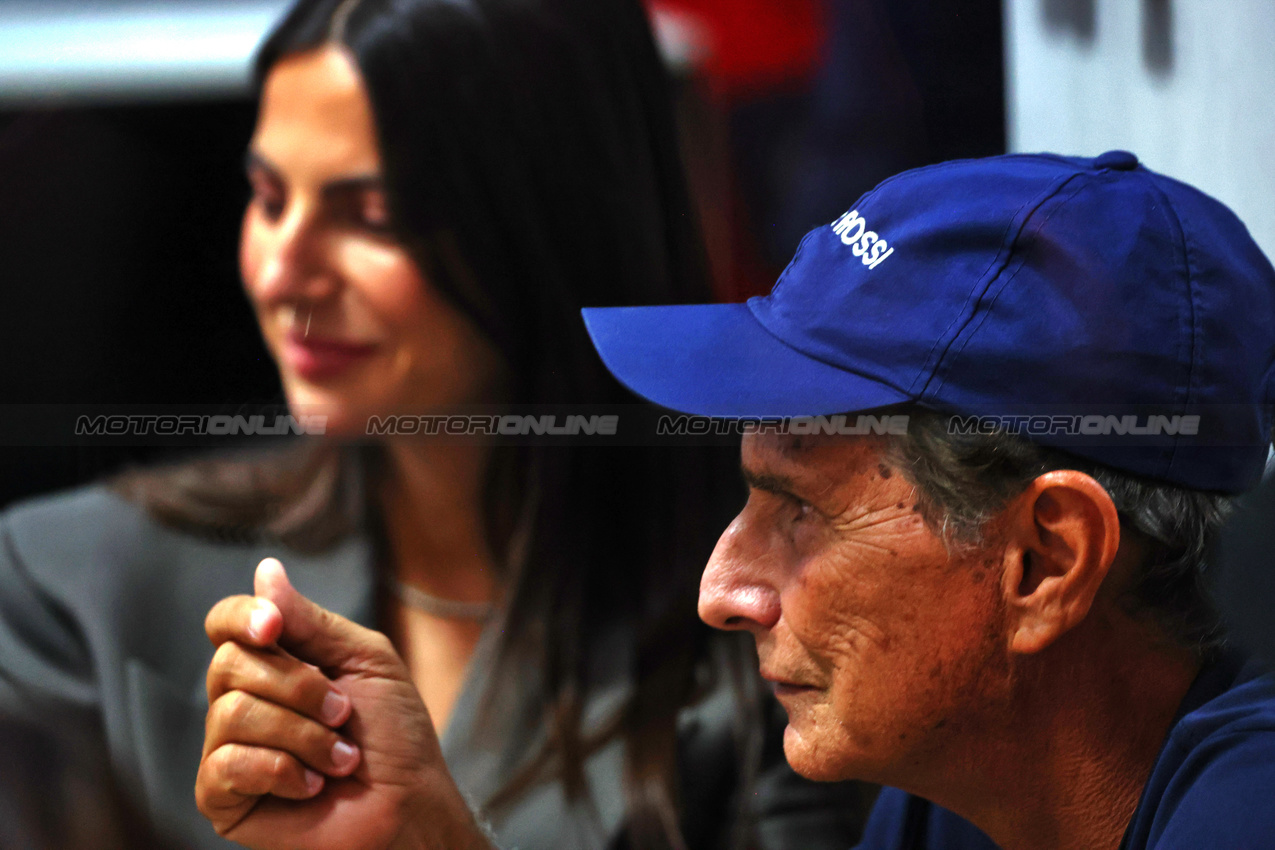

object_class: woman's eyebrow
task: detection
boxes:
[242,151,383,195]
[320,175,384,198]
[244,150,277,178]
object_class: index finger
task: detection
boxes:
[206,594,284,649]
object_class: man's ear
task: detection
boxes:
[999,471,1121,655]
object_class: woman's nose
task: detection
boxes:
[247,206,337,305]
[698,512,782,634]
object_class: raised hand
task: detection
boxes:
[197,558,491,850]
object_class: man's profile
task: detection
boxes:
[584,151,1275,849]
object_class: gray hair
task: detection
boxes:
[883,408,1233,654]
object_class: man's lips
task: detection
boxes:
[282,331,378,381]
[760,668,820,695]
[771,682,819,698]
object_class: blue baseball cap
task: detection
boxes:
[584,152,1275,493]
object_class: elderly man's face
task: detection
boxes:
[699,433,1012,783]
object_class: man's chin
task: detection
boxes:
[781,721,861,783]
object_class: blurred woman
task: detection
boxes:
[0,0,868,848]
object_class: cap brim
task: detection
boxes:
[582,303,910,417]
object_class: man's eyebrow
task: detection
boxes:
[242,150,383,194]
[741,467,802,497]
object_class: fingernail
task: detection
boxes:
[332,740,360,772]
[304,769,324,795]
[320,690,348,726]
[248,605,272,642]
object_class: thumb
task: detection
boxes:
[253,557,388,671]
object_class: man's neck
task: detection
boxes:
[915,620,1201,850]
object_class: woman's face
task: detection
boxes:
[242,45,503,435]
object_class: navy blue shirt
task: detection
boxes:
[855,651,1275,849]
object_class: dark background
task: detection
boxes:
[0,101,282,507]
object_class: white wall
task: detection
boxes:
[1006,0,1275,260]
[0,1,292,105]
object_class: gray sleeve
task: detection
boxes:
[0,514,166,850]
[0,513,99,719]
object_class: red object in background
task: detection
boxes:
[648,0,825,100]
[646,0,828,301]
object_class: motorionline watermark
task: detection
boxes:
[656,413,911,436]
[61,410,1215,443]
[366,414,620,436]
[653,411,1214,440]
[949,414,1200,438]
[366,413,909,439]
[74,414,328,436]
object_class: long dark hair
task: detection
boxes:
[117,1,749,847]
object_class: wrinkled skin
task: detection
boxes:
[698,433,1012,784]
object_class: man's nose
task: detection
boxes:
[698,511,781,633]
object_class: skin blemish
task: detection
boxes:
[877,463,893,479]
[912,503,921,512]
[896,502,905,510]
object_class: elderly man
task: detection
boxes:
[197,153,1275,850]
[581,151,1275,848]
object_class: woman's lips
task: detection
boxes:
[282,331,378,381]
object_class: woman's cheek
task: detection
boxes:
[347,245,426,317]
[239,211,265,301]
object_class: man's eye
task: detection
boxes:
[791,497,815,522]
